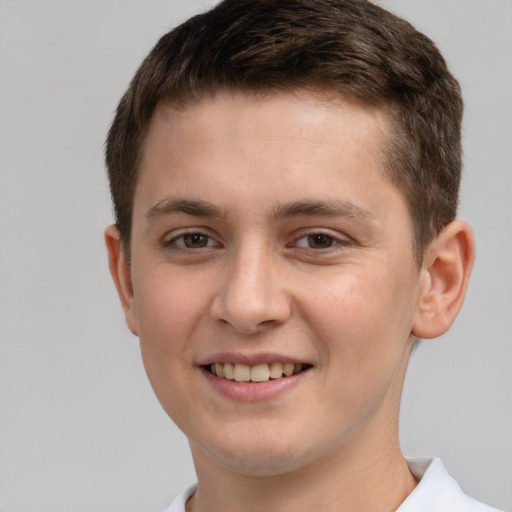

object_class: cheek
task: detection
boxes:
[134,265,210,340]
[299,268,415,369]
[133,273,205,425]
[298,270,416,429]
[132,270,210,393]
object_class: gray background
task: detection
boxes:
[0,1,510,511]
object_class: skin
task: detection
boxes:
[106,91,474,512]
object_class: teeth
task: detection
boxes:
[269,362,284,379]
[208,362,307,382]
[224,362,234,380]
[233,363,251,382]
[283,363,295,376]
[215,362,225,378]
[251,364,270,382]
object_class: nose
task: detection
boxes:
[210,245,291,334]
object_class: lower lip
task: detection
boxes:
[200,367,310,402]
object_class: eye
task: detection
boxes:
[180,233,210,249]
[293,232,345,250]
[305,233,335,249]
[166,231,220,250]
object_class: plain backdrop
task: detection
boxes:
[0,1,511,511]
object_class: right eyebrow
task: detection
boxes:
[145,198,227,220]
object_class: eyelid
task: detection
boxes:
[161,227,352,251]
[163,228,223,250]
[289,229,353,249]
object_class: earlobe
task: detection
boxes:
[412,221,475,339]
[104,225,139,336]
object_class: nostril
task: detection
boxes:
[209,271,291,333]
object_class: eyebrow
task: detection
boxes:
[145,198,227,219]
[145,197,376,224]
[272,199,376,222]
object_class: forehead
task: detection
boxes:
[139,91,392,185]
[134,91,403,223]
[149,90,391,140]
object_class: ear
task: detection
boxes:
[104,225,139,336]
[412,221,475,339]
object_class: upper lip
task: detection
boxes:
[197,352,312,367]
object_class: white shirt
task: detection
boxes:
[163,458,503,512]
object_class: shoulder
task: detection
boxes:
[398,458,503,512]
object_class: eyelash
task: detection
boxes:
[165,230,222,251]
[164,229,350,253]
[290,231,349,251]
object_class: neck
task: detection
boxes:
[187,427,417,512]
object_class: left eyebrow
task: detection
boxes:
[272,199,377,223]
[145,198,227,219]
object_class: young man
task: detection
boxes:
[104,1,501,510]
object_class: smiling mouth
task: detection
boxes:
[205,362,311,382]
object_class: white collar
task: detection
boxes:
[163,458,502,512]
[398,457,501,511]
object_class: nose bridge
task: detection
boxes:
[211,238,290,333]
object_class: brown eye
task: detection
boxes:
[166,230,222,252]
[307,234,335,249]
[182,233,210,248]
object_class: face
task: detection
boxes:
[119,92,425,476]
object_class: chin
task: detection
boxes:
[192,427,319,477]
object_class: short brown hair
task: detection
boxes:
[105,0,463,262]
